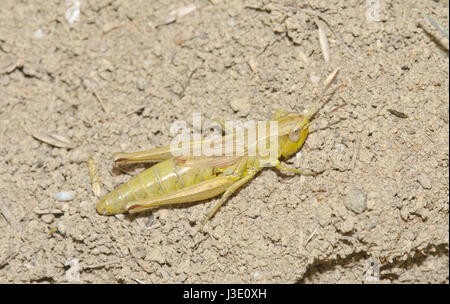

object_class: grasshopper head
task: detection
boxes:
[274,69,340,159]
[275,111,310,158]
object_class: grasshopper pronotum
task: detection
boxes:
[96,70,340,225]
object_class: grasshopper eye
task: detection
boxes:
[288,126,302,142]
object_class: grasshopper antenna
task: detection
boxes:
[305,69,340,122]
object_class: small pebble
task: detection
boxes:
[65,0,81,24]
[365,258,380,282]
[31,141,40,149]
[368,221,377,229]
[79,201,91,217]
[65,258,81,282]
[343,188,367,214]
[339,217,354,233]
[41,213,55,224]
[56,221,67,236]
[310,74,320,84]
[400,205,409,221]
[149,248,165,264]
[366,191,379,211]
[177,273,187,282]
[230,98,250,117]
[413,199,426,213]
[157,209,170,223]
[146,214,154,228]
[318,206,332,227]
[61,203,70,212]
[136,77,147,91]
[159,269,170,280]
[417,174,432,190]
[227,18,236,27]
[34,29,44,39]
[334,144,345,153]
[69,148,89,164]
[98,245,111,254]
[132,246,147,259]
[54,191,76,202]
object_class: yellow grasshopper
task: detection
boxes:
[96,70,340,225]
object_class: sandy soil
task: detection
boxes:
[0,0,448,283]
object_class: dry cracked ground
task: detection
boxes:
[0,0,448,283]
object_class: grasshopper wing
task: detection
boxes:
[114,136,213,165]
[174,155,244,169]
[114,145,175,165]
[114,127,254,166]
[172,132,249,168]
[114,136,217,165]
